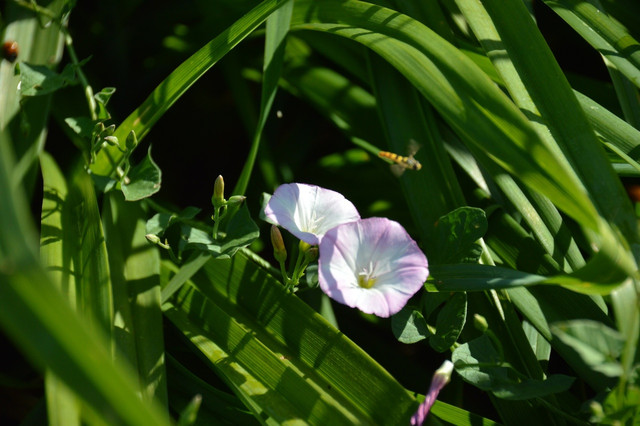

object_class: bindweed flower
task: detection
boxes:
[318,217,428,317]
[264,183,360,245]
[411,360,454,426]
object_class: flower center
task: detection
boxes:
[357,264,377,289]
[307,210,323,234]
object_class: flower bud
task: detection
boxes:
[227,195,246,206]
[304,247,318,263]
[145,234,161,244]
[212,175,225,207]
[103,135,119,146]
[125,130,138,151]
[271,225,287,263]
[103,124,116,136]
[473,314,488,332]
[411,360,454,426]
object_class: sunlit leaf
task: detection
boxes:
[121,146,162,201]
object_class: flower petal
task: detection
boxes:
[318,217,429,317]
[411,360,454,426]
[263,183,360,245]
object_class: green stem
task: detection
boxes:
[15,0,97,120]
[63,32,97,120]
[278,259,290,288]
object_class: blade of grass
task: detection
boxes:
[90,0,289,178]
[40,151,81,425]
[165,354,259,425]
[463,0,638,244]
[543,0,640,88]
[366,52,466,252]
[288,0,636,285]
[1,149,169,426]
[67,165,114,337]
[606,58,640,130]
[163,251,420,424]
[0,267,170,426]
[103,194,168,407]
[574,90,640,163]
[233,0,293,197]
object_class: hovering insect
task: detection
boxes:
[378,139,422,176]
[2,41,18,63]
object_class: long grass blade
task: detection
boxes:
[1,149,169,426]
[163,251,420,424]
[90,0,288,178]
[233,0,293,196]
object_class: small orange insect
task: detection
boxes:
[2,41,18,63]
[378,139,422,175]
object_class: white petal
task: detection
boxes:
[319,217,428,317]
[264,183,360,244]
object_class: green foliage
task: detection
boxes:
[433,207,487,264]
[2,0,640,424]
[391,306,430,344]
[452,335,575,400]
[121,146,162,201]
[16,61,81,97]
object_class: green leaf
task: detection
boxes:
[433,207,487,264]
[94,87,116,120]
[233,0,293,196]
[551,320,625,379]
[544,0,640,89]
[430,292,467,353]
[166,354,258,426]
[17,62,79,97]
[102,193,168,407]
[146,206,201,237]
[163,251,419,424]
[366,52,465,250]
[1,153,169,426]
[391,306,430,344]
[179,204,259,259]
[430,263,624,295]
[40,152,82,425]
[161,252,211,303]
[452,335,574,400]
[121,146,162,201]
[64,116,96,139]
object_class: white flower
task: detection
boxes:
[263,183,360,245]
[318,217,429,317]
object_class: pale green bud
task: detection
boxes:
[145,234,161,244]
[212,175,225,207]
[473,314,488,332]
[103,136,119,146]
[304,247,318,263]
[271,225,287,263]
[227,195,246,206]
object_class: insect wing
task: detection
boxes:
[390,163,406,177]
[407,139,421,156]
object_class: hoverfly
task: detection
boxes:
[378,139,422,176]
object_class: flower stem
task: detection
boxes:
[212,205,227,240]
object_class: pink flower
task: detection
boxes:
[263,183,360,245]
[411,360,454,426]
[318,217,429,317]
